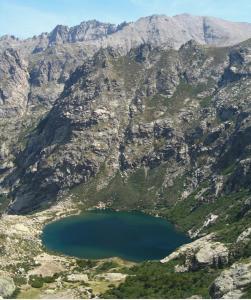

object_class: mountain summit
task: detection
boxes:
[2,14,251,54]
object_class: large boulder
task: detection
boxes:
[161,234,229,271]
[0,276,15,298]
[210,260,251,298]
[194,242,229,269]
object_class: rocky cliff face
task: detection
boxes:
[1,14,251,117]
[2,38,251,217]
[0,48,29,117]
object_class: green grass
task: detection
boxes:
[143,80,212,122]
[221,163,237,176]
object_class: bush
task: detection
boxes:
[13,276,27,286]
[96,261,119,273]
[43,276,55,284]
[76,259,97,269]
[29,275,44,288]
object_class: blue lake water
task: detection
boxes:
[42,210,191,262]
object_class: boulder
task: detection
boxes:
[161,234,229,271]
[0,276,15,298]
[210,260,251,298]
[194,242,229,269]
[237,227,251,243]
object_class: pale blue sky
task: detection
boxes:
[1,0,251,38]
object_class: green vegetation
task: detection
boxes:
[231,240,251,262]
[206,46,228,65]
[112,56,143,92]
[10,288,21,299]
[76,259,97,269]
[13,276,27,286]
[28,274,57,288]
[165,188,250,241]
[103,261,219,299]
[96,261,120,273]
[221,162,237,176]
[0,194,11,214]
[200,96,212,108]
[73,164,170,210]
[29,275,44,288]
[242,284,251,299]
[143,80,214,122]
[72,158,188,213]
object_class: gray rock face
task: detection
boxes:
[48,20,119,45]
[3,14,251,55]
[161,234,229,271]
[0,48,29,117]
[98,14,251,52]
[3,37,251,213]
[1,16,251,221]
[0,276,15,298]
[0,14,251,118]
[210,261,251,298]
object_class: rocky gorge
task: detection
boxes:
[0,13,251,299]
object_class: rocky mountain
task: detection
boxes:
[1,14,251,118]
[3,38,251,215]
[0,13,251,299]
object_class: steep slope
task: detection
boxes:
[0,48,29,117]
[4,39,251,217]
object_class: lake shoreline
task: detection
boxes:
[41,209,191,262]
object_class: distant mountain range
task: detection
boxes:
[1,14,251,54]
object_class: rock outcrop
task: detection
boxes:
[161,234,229,271]
[1,14,251,116]
[0,48,29,117]
[210,260,251,298]
[3,37,251,216]
[0,276,15,298]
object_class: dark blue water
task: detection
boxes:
[42,210,190,262]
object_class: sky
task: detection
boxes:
[1,0,251,38]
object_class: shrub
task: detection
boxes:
[29,275,44,288]
[76,259,97,269]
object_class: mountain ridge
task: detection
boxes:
[2,14,251,53]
